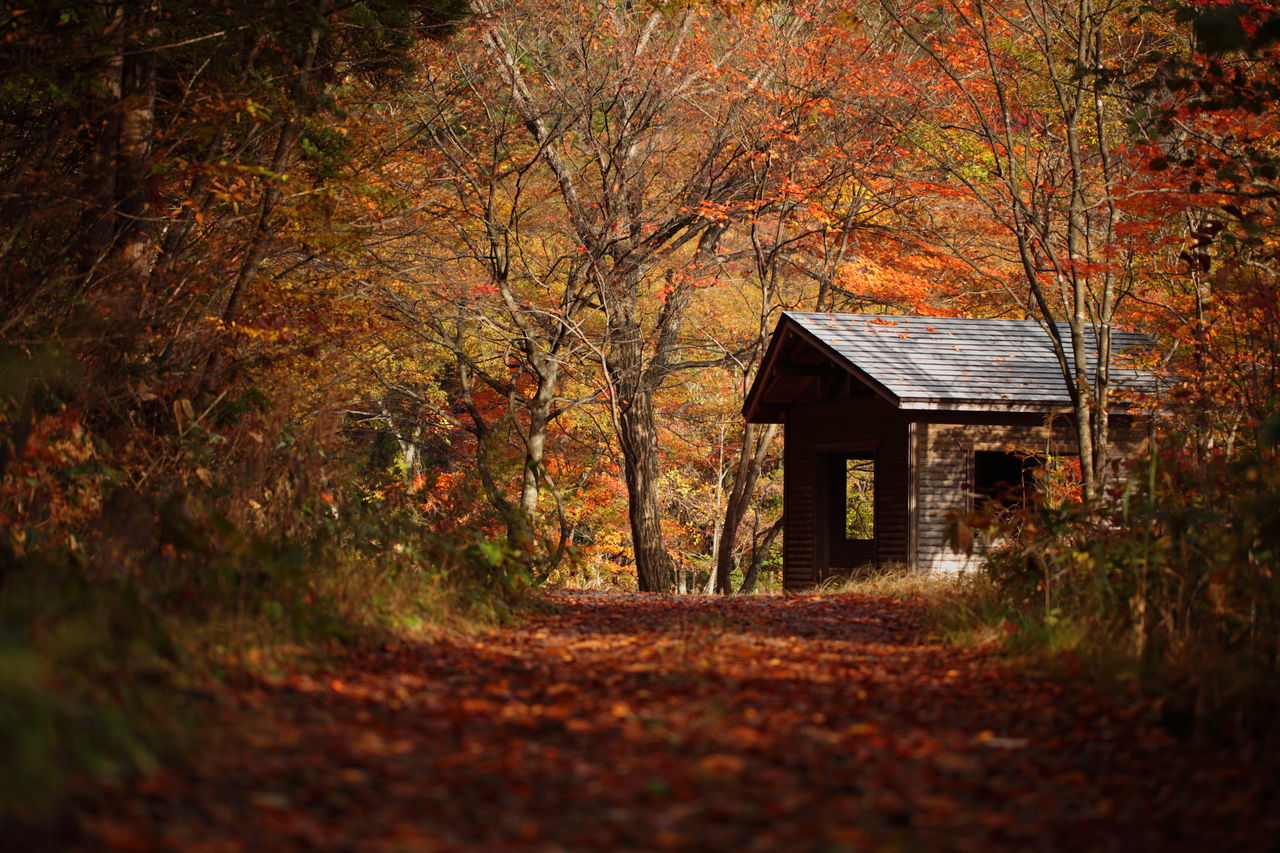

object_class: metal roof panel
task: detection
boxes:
[783,312,1165,408]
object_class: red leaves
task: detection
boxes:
[67,592,1280,851]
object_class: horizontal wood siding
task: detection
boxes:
[783,396,909,589]
[915,416,1152,572]
[783,424,816,588]
[915,419,1082,573]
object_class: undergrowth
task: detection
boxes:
[0,350,537,825]
[0,504,530,825]
[933,419,1280,742]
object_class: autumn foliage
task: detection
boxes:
[33,592,1280,851]
[2,0,1280,835]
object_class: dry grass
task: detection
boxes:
[807,566,1022,649]
[812,564,968,601]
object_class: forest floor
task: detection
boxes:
[57,591,1279,851]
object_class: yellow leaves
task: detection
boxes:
[242,97,268,121]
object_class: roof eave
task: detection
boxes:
[744,314,904,422]
[742,317,793,423]
[897,399,1069,413]
[897,399,1154,413]
[782,317,902,408]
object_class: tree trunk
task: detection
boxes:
[73,2,159,344]
[520,402,549,523]
[616,385,674,592]
[739,515,783,594]
[457,363,535,556]
[220,118,304,325]
[602,266,684,593]
[516,339,561,525]
[110,2,160,303]
[715,422,778,593]
[77,6,126,285]
[221,0,330,326]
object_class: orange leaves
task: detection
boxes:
[69,590,1280,851]
[689,200,735,224]
[0,407,106,557]
[835,247,973,316]
[697,753,745,777]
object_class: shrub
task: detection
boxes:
[947,416,1280,737]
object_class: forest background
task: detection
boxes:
[2,0,1279,819]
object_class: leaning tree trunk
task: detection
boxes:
[714,422,778,593]
[456,362,535,557]
[739,516,783,594]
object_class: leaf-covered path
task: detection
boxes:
[72,592,1277,851]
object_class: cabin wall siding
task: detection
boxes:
[914,420,1075,573]
[783,396,910,588]
[782,422,817,588]
[913,416,1149,573]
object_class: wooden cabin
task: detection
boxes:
[742,313,1157,587]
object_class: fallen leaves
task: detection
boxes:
[59,592,1280,852]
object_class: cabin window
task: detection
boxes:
[843,454,875,540]
[973,450,1039,509]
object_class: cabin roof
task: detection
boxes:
[744,312,1165,422]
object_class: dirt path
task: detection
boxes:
[69,592,1277,851]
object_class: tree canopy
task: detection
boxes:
[2,4,1280,812]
